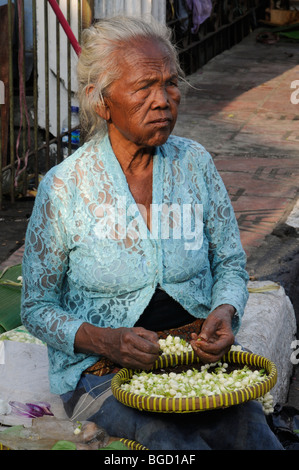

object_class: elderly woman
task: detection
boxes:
[21,17,282,450]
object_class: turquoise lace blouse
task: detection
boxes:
[21,134,249,394]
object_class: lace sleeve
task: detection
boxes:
[200,149,249,328]
[21,174,84,357]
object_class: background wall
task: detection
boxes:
[94,0,166,22]
[37,0,80,137]
[37,0,166,137]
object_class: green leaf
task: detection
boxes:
[51,440,77,450]
[98,440,129,450]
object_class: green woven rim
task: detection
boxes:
[111,350,277,413]
[119,438,148,450]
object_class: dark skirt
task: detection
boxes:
[60,289,283,450]
[61,372,283,450]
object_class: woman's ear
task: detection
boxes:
[95,100,111,122]
[85,84,111,121]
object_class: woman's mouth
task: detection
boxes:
[150,118,172,126]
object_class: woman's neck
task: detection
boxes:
[107,130,154,231]
[108,130,155,176]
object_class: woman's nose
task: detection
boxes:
[151,86,169,108]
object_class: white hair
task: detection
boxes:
[76,16,183,142]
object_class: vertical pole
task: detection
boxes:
[67,0,71,157]
[48,0,81,55]
[20,0,27,196]
[0,102,2,208]
[32,0,39,189]
[44,0,50,172]
[8,0,15,203]
[56,0,61,163]
[78,0,82,146]
[78,0,82,44]
[82,0,94,30]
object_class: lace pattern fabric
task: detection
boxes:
[21,134,249,394]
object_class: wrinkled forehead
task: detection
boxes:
[116,37,177,76]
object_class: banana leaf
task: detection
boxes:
[271,23,299,41]
[0,264,22,333]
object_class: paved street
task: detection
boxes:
[174,30,299,411]
[174,30,299,259]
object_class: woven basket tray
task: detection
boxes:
[111,350,277,413]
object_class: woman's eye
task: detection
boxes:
[137,82,152,91]
[167,80,178,87]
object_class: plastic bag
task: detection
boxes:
[0,325,45,345]
[0,340,67,426]
[267,404,299,450]
[185,0,212,33]
[0,416,110,450]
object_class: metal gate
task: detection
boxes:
[0,0,90,206]
[167,0,268,75]
[0,0,267,205]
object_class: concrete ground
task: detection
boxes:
[175,30,299,315]
[174,29,299,410]
[0,30,299,410]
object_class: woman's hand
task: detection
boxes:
[190,304,235,363]
[75,323,160,370]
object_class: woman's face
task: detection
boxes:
[101,38,181,152]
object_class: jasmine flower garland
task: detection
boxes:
[121,339,274,414]
[158,335,193,355]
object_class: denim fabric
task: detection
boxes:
[61,374,283,451]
